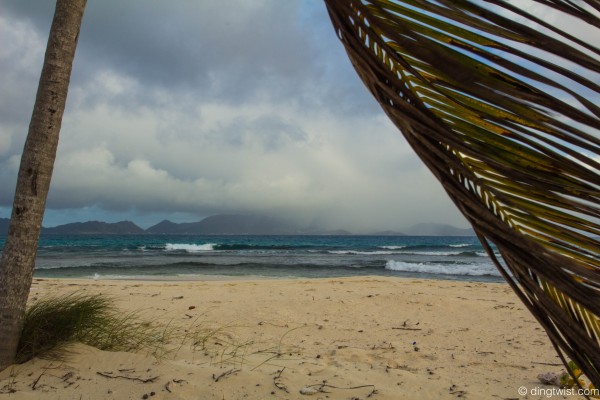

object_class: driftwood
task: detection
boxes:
[273,368,289,393]
[300,380,377,397]
[96,371,159,383]
[212,368,240,382]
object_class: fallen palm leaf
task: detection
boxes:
[324,0,600,387]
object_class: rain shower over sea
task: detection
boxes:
[0,235,501,282]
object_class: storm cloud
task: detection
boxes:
[0,0,467,231]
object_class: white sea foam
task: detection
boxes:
[397,251,463,256]
[449,243,470,248]
[328,250,395,255]
[89,273,143,280]
[329,249,470,256]
[380,246,406,250]
[385,260,500,276]
[165,243,216,252]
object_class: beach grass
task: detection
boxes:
[15,291,296,373]
[16,292,169,363]
[177,317,301,371]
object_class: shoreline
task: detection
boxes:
[2,275,581,399]
[31,273,506,283]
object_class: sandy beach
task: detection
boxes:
[0,276,583,399]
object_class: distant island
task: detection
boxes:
[403,223,475,236]
[41,220,145,235]
[144,214,297,235]
[0,214,475,236]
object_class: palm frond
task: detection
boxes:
[324,0,600,386]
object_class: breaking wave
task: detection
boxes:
[165,243,216,252]
[385,260,500,277]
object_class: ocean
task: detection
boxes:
[0,234,502,282]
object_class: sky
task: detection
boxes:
[0,0,472,232]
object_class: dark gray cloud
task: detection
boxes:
[0,1,468,232]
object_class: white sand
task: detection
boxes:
[0,277,584,399]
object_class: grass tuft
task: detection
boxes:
[16,292,167,363]
[15,291,302,372]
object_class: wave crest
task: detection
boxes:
[328,250,395,255]
[385,260,499,276]
[165,243,216,252]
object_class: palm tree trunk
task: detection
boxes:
[0,0,86,370]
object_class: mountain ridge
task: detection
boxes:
[42,220,145,235]
[145,214,296,235]
[0,215,475,236]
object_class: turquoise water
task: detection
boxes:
[0,234,502,282]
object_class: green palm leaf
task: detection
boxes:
[324,0,600,386]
